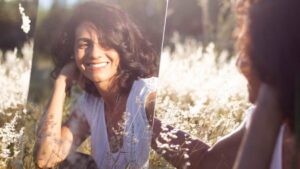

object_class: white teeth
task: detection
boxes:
[88,62,108,68]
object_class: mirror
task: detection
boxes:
[27,0,167,168]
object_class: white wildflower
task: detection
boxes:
[183,153,189,159]
[19,3,31,34]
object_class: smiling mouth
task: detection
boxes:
[87,62,109,68]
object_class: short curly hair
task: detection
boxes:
[237,0,300,130]
[51,1,158,96]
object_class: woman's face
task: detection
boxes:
[74,22,120,85]
[237,55,260,103]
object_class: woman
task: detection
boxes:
[34,2,158,169]
[234,0,300,168]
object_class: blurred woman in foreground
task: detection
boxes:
[234,0,300,168]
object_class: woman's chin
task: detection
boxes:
[248,94,255,104]
[248,88,258,104]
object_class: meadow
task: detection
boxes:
[0,36,251,168]
[149,36,251,168]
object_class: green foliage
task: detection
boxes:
[0,1,20,23]
[34,4,71,58]
[165,0,203,41]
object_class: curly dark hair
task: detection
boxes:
[51,1,158,96]
[236,0,300,130]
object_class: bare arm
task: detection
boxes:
[34,63,89,168]
[151,117,246,169]
[147,91,246,169]
[234,84,282,169]
[145,92,207,168]
[151,118,209,169]
[197,122,245,169]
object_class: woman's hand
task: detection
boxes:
[56,62,79,88]
[56,62,86,91]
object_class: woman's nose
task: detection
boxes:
[88,43,105,59]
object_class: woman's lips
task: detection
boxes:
[87,62,109,68]
[85,62,110,71]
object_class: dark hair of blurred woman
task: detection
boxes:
[237,0,300,130]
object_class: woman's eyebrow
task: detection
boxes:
[75,37,91,42]
[75,37,91,43]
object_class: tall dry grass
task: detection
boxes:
[150,37,251,168]
[0,41,33,168]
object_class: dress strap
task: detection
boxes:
[269,124,285,169]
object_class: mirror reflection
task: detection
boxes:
[28,0,166,168]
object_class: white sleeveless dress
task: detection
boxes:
[245,106,284,169]
[269,124,285,169]
[74,77,157,169]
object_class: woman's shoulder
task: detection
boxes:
[133,77,158,91]
[127,77,157,106]
[77,92,97,102]
[74,92,102,110]
[72,92,103,122]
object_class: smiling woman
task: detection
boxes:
[34,1,159,169]
[74,22,120,89]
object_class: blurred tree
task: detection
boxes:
[199,0,236,53]
[166,0,203,42]
[34,0,71,58]
[199,0,219,43]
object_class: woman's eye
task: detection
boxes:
[77,42,89,49]
[76,39,92,49]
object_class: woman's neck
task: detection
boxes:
[94,79,120,111]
